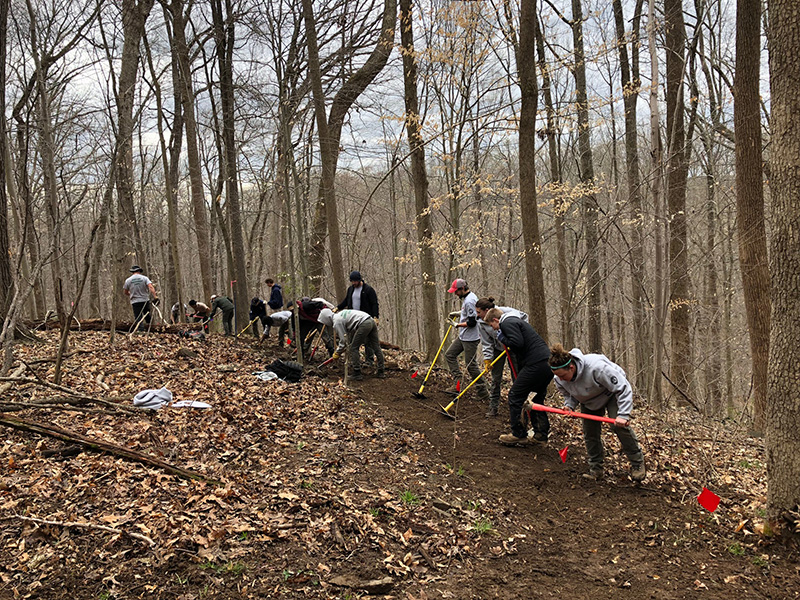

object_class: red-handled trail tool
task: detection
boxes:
[319,355,338,368]
[525,403,618,424]
[440,350,507,418]
[412,320,456,399]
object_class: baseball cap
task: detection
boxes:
[349,270,363,282]
[447,278,467,293]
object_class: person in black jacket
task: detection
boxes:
[338,271,380,364]
[483,308,552,445]
[249,297,268,338]
[265,278,283,310]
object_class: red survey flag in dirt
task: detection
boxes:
[698,487,720,512]
[559,447,568,463]
[456,380,461,392]
[411,371,419,378]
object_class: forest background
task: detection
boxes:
[0,0,798,525]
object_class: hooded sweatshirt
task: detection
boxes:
[478,306,528,360]
[319,309,372,352]
[552,348,634,419]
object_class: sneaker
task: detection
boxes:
[498,433,531,445]
[631,462,647,482]
[350,372,364,381]
[485,408,499,417]
[582,467,604,480]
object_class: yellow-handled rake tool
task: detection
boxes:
[440,350,507,418]
[411,320,456,399]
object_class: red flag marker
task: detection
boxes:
[456,380,461,393]
[698,487,720,512]
[559,447,568,463]
[411,371,419,379]
[286,339,292,345]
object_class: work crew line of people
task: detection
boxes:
[123,265,644,481]
[445,277,646,483]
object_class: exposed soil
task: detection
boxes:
[0,333,796,599]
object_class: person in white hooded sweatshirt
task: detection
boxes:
[318,308,385,381]
[548,344,646,482]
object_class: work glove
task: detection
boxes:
[448,311,460,319]
[151,298,160,306]
[373,317,379,326]
[332,352,341,360]
[484,359,492,372]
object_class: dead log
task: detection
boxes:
[0,413,222,485]
[22,318,201,334]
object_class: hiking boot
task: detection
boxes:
[631,462,647,482]
[485,407,499,417]
[532,432,549,443]
[376,370,387,379]
[351,371,364,381]
[582,467,604,480]
[498,433,531,445]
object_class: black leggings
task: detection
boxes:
[508,359,553,438]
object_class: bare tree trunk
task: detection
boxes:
[518,0,548,339]
[664,0,692,393]
[571,0,600,350]
[0,0,12,325]
[210,0,249,331]
[400,0,440,360]
[648,0,665,406]
[765,0,800,529]
[535,14,572,347]
[613,0,650,390]
[163,0,213,301]
[302,0,397,299]
[734,0,769,432]
[115,0,154,274]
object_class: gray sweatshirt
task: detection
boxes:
[478,307,528,360]
[332,309,373,352]
[553,348,634,419]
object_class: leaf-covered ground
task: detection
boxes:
[0,331,797,599]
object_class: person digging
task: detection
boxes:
[483,308,552,445]
[318,308,385,381]
[549,344,646,482]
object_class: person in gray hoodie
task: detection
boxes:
[318,308,385,381]
[443,278,490,403]
[548,344,646,482]
[475,297,528,417]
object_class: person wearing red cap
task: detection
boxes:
[443,278,489,403]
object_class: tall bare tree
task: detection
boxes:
[664,0,692,393]
[518,0,547,338]
[765,0,800,529]
[734,0,769,431]
[400,0,440,360]
[302,0,397,299]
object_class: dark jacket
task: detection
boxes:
[497,316,549,370]
[267,284,283,310]
[298,299,325,322]
[337,283,379,318]
[250,298,267,320]
[210,296,234,317]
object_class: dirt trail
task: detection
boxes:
[346,367,796,599]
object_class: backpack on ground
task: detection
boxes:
[267,359,303,382]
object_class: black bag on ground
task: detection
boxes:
[267,359,303,382]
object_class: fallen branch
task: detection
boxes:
[660,371,701,413]
[0,413,222,485]
[5,514,155,547]
[0,376,138,413]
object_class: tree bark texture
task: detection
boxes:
[765,0,800,527]
[518,0,548,340]
[0,0,12,321]
[211,0,249,331]
[734,0,769,431]
[571,0,601,351]
[400,0,440,361]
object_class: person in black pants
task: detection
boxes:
[483,307,552,445]
[337,271,379,364]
